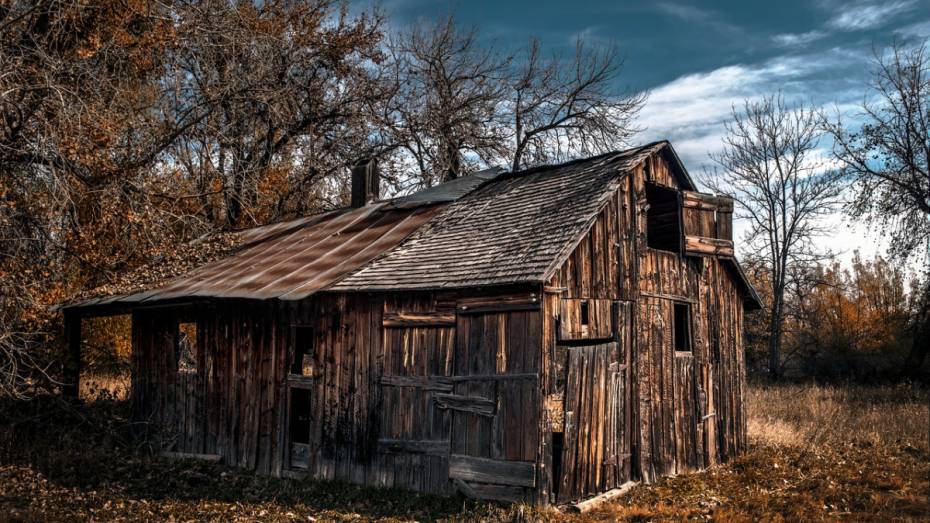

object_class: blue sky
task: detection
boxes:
[361,0,930,264]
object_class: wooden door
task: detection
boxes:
[557,342,627,502]
[377,316,455,494]
[446,309,540,503]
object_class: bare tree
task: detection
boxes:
[703,95,843,379]
[383,16,646,185]
[825,41,930,372]
[382,16,510,186]
[508,39,645,172]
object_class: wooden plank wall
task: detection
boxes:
[128,147,748,505]
[450,300,543,503]
[543,148,749,501]
[132,301,288,475]
[130,288,548,502]
[376,292,455,494]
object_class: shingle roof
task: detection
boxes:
[66,141,763,312]
[331,143,664,291]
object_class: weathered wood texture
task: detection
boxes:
[544,150,748,501]
[130,287,545,503]
[126,146,748,507]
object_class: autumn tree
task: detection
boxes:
[0,0,387,397]
[0,0,182,397]
[825,41,930,374]
[162,0,386,228]
[704,95,843,379]
[789,255,915,377]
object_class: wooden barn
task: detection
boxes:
[63,141,761,505]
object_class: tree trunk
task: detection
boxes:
[902,281,930,376]
[767,290,784,380]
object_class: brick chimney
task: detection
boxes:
[350,158,380,208]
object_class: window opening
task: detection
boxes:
[291,326,314,375]
[177,322,198,373]
[673,303,692,353]
[645,183,681,252]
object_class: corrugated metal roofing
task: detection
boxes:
[69,202,442,308]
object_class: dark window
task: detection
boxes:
[177,322,198,373]
[673,303,692,353]
[291,326,314,375]
[580,300,590,326]
[289,388,312,444]
[645,183,681,253]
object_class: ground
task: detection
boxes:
[1,383,927,522]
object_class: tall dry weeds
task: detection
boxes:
[747,382,929,450]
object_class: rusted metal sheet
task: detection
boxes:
[83,203,444,306]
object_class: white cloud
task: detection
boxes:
[636,50,883,264]
[654,2,745,37]
[826,0,916,31]
[772,30,828,47]
[894,19,930,39]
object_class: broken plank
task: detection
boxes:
[433,393,496,417]
[448,454,536,487]
[377,439,450,456]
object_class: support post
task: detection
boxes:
[63,310,82,399]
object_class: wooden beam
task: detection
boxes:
[448,454,537,487]
[684,235,734,257]
[433,393,496,417]
[640,291,697,304]
[377,439,449,456]
[570,481,637,513]
[457,293,540,314]
[380,375,454,392]
[62,311,81,399]
[382,311,455,327]
[449,373,538,382]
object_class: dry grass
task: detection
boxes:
[594,382,930,521]
[747,383,929,451]
[79,373,131,401]
[1,382,928,522]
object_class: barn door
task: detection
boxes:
[557,341,633,502]
[556,301,632,503]
[446,305,540,503]
[377,310,455,494]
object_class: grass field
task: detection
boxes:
[1,382,927,522]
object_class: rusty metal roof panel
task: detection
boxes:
[84,202,443,306]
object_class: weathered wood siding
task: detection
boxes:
[544,149,748,501]
[130,288,546,503]
[128,147,748,505]
[132,301,288,475]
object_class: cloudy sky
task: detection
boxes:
[367,0,930,264]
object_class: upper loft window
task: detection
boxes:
[177,322,198,374]
[645,183,681,253]
[673,302,692,353]
[291,326,315,376]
